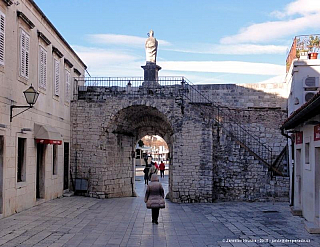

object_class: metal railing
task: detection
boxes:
[182,79,275,169]
[74,76,281,174]
[73,77,187,100]
[286,34,320,73]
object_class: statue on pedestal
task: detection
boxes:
[145,30,158,64]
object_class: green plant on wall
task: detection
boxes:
[308,35,320,53]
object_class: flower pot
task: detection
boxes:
[308,52,318,59]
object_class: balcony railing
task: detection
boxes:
[286,34,320,73]
[73,76,187,99]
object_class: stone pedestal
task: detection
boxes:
[141,62,161,87]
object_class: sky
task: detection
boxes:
[34,0,320,85]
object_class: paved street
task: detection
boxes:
[0,175,320,247]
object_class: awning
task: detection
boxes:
[34,124,63,145]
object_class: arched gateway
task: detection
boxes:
[70,31,289,203]
[71,82,214,202]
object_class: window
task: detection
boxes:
[20,29,30,79]
[53,145,57,175]
[17,138,26,182]
[65,69,70,103]
[0,11,5,65]
[39,46,47,90]
[305,143,310,164]
[54,58,60,96]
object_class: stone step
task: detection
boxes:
[63,191,74,197]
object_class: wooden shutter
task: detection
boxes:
[65,70,70,102]
[20,29,30,78]
[54,58,60,96]
[0,12,5,65]
[39,46,47,90]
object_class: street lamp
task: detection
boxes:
[10,84,39,122]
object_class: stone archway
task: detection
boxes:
[71,97,214,202]
[108,105,174,197]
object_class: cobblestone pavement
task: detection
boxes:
[0,175,320,247]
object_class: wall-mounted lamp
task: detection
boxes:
[10,85,39,122]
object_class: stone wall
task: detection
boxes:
[71,82,290,203]
[213,130,289,202]
[194,83,287,110]
[71,90,214,202]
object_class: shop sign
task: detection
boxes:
[296,131,303,144]
[36,139,62,145]
[314,125,320,141]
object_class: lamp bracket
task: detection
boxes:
[10,105,33,122]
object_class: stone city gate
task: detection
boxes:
[70,77,289,203]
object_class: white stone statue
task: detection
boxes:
[145,30,158,64]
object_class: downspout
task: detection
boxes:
[281,128,295,206]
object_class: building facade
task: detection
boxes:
[283,35,320,233]
[0,0,86,218]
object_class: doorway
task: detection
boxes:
[315,147,320,225]
[64,142,69,190]
[0,136,3,214]
[36,143,45,199]
[295,149,302,208]
[135,135,169,197]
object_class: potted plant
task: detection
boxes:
[296,37,308,59]
[308,35,320,59]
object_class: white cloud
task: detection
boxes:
[280,0,320,17]
[73,45,139,64]
[72,45,145,77]
[73,46,284,78]
[88,34,171,47]
[165,44,287,55]
[221,0,320,44]
[161,61,283,76]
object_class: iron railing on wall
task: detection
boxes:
[73,76,283,175]
[73,76,187,100]
[182,79,275,171]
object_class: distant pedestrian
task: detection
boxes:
[143,165,150,185]
[144,174,165,224]
[148,162,158,180]
[147,155,152,165]
[154,161,159,170]
[159,161,165,178]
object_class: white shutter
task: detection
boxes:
[20,29,30,78]
[39,46,47,90]
[0,12,5,65]
[54,58,60,96]
[65,70,70,102]
[20,30,25,77]
[25,33,30,78]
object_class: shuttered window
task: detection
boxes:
[39,46,47,90]
[65,69,70,103]
[54,58,60,96]
[0,11,5,65]
[20,29,30,78]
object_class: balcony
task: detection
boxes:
[286,34,320,73]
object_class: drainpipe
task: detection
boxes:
[281,128,295,206]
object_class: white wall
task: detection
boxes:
[0,0,85,217]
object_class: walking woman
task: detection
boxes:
[143,164,150,185]
[144,174,165,224]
